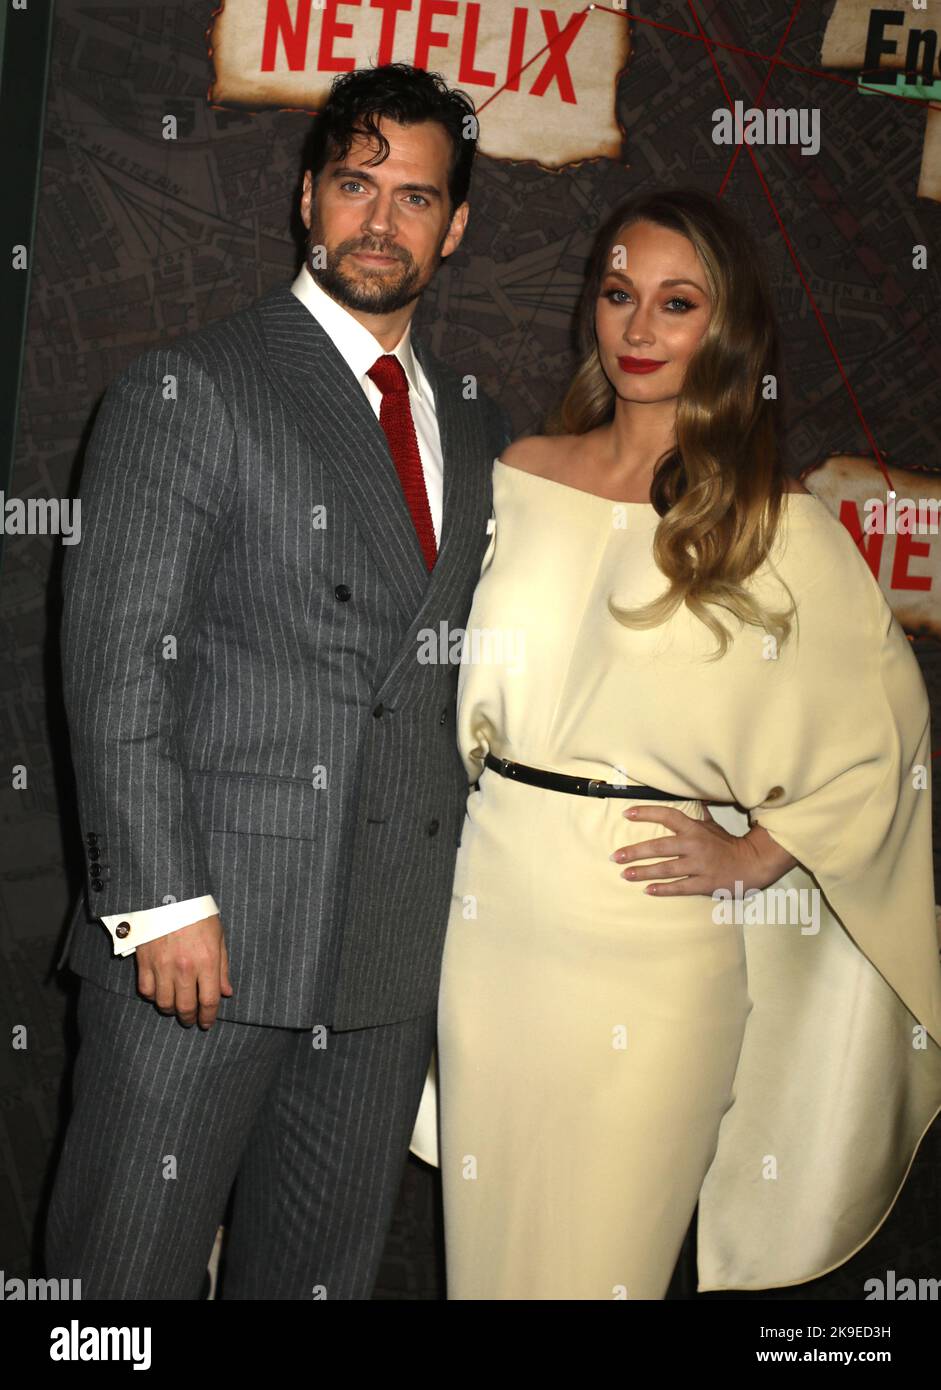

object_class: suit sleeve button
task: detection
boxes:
[335,584,351,601]
[427,818,440,836]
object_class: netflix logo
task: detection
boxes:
[209,0,630,166]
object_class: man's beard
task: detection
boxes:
[306,232,429,314]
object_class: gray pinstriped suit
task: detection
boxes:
[46,279,512,1298]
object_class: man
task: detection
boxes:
[46,62,512,1299]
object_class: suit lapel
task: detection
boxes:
[256,281,427,619]
[410,328,482,603]
[376,326,488,695]
[253,282,489,687]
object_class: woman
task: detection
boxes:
[410,189,941,1299]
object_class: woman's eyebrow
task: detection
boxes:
[603,270,707,295]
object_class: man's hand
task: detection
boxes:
[136,914,233,1029]
[610,805,798,897]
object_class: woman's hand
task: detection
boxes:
[610,805,798,896]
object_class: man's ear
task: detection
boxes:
[300,169,320,225]
[441,201,470,258]
[299,171,312,227]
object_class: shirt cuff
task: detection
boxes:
[100,895,219,957]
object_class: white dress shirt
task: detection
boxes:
[101,263,444,955]
[291,262,443,541]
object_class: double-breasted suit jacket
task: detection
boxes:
[58,279,512,1030]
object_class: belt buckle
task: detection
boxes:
[585,778,606,796]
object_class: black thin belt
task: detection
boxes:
[483,751,693,801]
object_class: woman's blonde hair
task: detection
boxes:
[548,188,797,660]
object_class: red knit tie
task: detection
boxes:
[366,354,437,571]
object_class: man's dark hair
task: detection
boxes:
[305,63,478,215]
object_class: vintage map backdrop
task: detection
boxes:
[2,0,940,1297]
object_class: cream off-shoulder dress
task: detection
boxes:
[408,457,941,1300]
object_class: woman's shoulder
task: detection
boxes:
[773,488,886,613]
[499,434,573,478]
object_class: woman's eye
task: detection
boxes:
[602,289,697,313]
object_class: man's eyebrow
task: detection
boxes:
[330,167,443,200]
[603,269,707,295]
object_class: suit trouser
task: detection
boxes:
[44,976,436,1299]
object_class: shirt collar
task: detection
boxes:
[291,261,424,400]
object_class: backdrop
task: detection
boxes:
[1,0,940,1300]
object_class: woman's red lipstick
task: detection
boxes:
[618,356,667,374]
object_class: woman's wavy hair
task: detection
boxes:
[548,188,796,660]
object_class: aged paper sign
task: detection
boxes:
[803,455,941,635]
[821,0,941,201]
[208,0,630,168]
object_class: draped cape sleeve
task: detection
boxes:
[695,507,941,1291]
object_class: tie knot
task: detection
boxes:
[366,353,409,396]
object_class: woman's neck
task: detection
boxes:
[598,401,678,488]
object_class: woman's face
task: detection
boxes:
[594,219,713,405]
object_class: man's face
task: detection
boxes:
[300,116,468,317]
